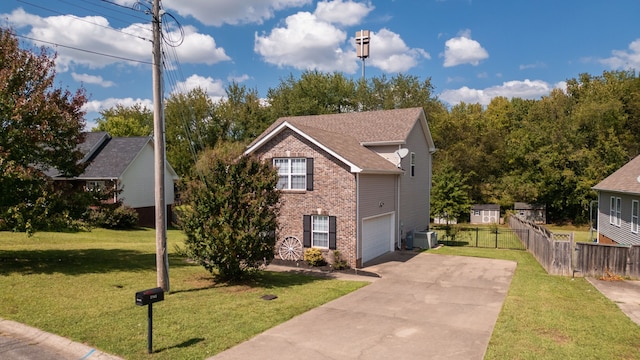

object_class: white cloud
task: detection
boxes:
[3,8,229,71]
[315,0,374,26]
[82,97,153,114]
[439,79,560,106]
[519,61,546,70]
[366,28,430,73]
[255,2,426,74]
[442,29,488,67]
[71,73,115,87]
[227,74,251,83]
[162,0,311,26]
[173,74,226,101]
[254,11,357,73]
[599,38,640,69]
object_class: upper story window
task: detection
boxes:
[632,200,639,234]
[410,152,416,177]
[610,196,621,227]
[273,158,313,191]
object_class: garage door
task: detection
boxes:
[362,213,394,263]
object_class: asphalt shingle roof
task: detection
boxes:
[79,136,150,179]
[248,108,427,173]
[592,155,640,195]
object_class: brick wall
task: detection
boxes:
[254,129,359,267]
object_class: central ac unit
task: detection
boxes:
[413,231,438,249]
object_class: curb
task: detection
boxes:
[0,318,123,360]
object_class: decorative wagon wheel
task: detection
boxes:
[278,236,304,261]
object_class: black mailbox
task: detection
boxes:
[136,287,164,306]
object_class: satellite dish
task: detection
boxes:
[396,148,409,159]
[395,148,409,168]
[637,175,640,184]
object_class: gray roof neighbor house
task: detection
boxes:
[592,155,640,245]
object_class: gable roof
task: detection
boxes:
[79,136,151,179]
[472,204,500,211]
[592,155,640,195]
[245,107,434,174]
[48,132,178,181]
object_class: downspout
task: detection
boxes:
[356,172,360,268]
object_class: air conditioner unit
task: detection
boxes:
[414,231,438,249]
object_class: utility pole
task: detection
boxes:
[152,0,169,292]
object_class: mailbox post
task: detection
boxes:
[135,287,164,354]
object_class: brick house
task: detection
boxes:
[244,108,436,268]
[592,155,640,245]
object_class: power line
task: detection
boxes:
[17,0,151,42]
[57,0,151,31]
[14,32,153,65]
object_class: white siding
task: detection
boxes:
[119,143,176,208]
[598,191,640,245]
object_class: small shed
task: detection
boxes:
[470,204,500,224]
[514,202,546,224]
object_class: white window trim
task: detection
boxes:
[273,158,306,190]
[410,152,416,177]
[312,215,329,248]
[86,180,105,192]
[632,200,639,234]
[610,196,621,227]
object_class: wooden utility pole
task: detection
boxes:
[152,0,169,292]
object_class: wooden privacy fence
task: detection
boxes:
[509,216,640,279]
[574,243,640,279]
[508,216,573,276]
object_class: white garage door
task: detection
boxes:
[362,213,394,263]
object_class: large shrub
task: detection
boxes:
[179,145,280,281]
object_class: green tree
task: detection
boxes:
[0,28,87,232]
[213,82,271,142]
[179,144,280,281]
[93,103,153,137]
[430,162,472,224]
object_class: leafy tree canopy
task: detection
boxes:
[0,28,87,232]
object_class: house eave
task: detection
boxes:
[361,140,405,146]
[593,187,640,196]
[245,121,364,173]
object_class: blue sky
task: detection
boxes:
[2,0,639,129]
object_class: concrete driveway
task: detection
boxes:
[209,252,517,360]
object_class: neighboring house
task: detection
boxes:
[244,107,436,268]
[592,155,640,245]
[514,202,546,224]
[470,204,500,224]
[46,132,179,228]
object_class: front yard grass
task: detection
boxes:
[0,229,368,359]
[431,246,640,359]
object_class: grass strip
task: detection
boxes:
[431,246,640,359]
[0,229,367,359]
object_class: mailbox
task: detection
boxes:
[136,287,164,306]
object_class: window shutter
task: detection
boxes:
[303,215,311,247]
[329,216,337,250]
[306,158,314,191]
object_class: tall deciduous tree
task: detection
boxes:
[93,103,153,137]
[179,143,280,281]
[0,28,87,232]
[430,161,472,224]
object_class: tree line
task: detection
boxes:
[97,69,639,224]
[3,21,638,231]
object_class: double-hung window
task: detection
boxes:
[610,196,621,227]
[311,215,329,248]
[632,200,639,234]
[273,158,313,190]
[410,152,416,177]
[303,215,336,249]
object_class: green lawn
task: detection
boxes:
[0,229,367,359]
[430,246,640,359]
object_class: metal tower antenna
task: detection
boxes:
[355,30,370,80]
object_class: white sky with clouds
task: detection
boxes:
[1,0,639,129]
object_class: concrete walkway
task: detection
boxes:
[209,252,517,360]
[586,277,640,326]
